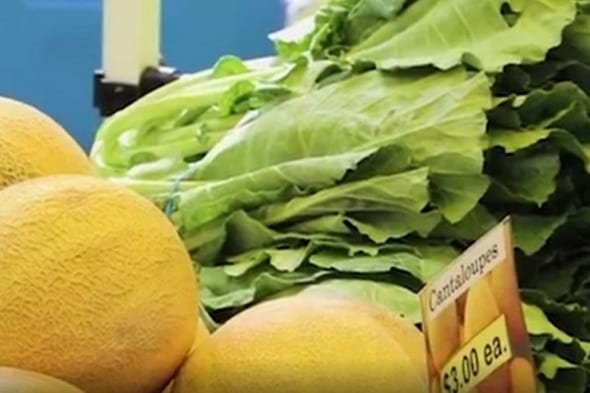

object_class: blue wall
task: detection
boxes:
[0,0,285,150]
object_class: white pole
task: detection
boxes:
[102,0,161,85]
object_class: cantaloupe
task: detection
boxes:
[0,97,94,190]
[0,175,199,393]
[172,295,429,393]
[463,279,511,393]
[189,319,211,354]
[463,279,500,343]
[163,320,212,393]
[489,260,529,347]
[427,303,461,372]
[0,367,86,393]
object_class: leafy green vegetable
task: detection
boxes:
[429,173,490,223]
[200,264,330,310]
[91,2,590,391]
[525,303,576,345]
[433,205,498,242]
[274,0,577,72]
[512,214,569,256]
[537,352,588,393]
[485,149,561,206]
[192,68,491,179]
[251,168,431,225]
[349,0,577,71]
[308,245,450,281]
[175,150,375,230]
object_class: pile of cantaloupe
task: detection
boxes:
[0,96,428,393]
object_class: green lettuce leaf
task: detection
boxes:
[192,69,491,180]
[251,168,430,225]
[286,210,442,242]
[200,265,330,310]
[433,205,498,242]
[525,303,576,345]
[429,173,490,223]
[489,127,590,175]
[177,69,491,228]
[272,0,411,61]
[346,210,441,242]
[93,63,291,169]
[522,289,590,340]
[512,214,569,256]
[488,127,551,154]
[175,150,375,230]
[537,352,588,393]
[349,0,576,72]
[557,7,590,65]
[485,148,561,206]
[307,245,450,282]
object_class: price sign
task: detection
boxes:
[440,315,512,393]
[419,218,537,393]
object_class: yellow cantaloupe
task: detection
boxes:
[463,279,511,393]
[172,295,429,393]
[351,298,427,372]
[0,175,199,393]
[0,367,86,393]
[427,303,461,372]
[463,279,500,342]
[189,319,211,354]
[489,261,529,347]
[0,97,94,189]
[163,319,212,392]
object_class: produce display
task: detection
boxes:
[2,0,590,392]
[90,0,590,391]
[0,93,434,393]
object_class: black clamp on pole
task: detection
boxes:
[93,65,180,117]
